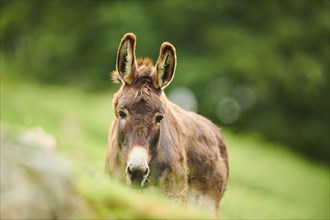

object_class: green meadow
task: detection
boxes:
[1,79,328,219]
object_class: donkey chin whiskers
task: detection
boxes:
[141,177,147,188]
[141,174,151,188]
[126,174,150,189]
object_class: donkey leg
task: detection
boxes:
[215,200,220,219]
[200,195,218,218]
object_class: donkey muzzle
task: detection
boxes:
[126,147,150,188]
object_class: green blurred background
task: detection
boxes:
[1,0,329,163]
[1,0,329,219]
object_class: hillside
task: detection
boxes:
[1,80,329,219]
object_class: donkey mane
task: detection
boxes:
[112,58,153,84]
[137,58,153,66]
[116,83,163,112]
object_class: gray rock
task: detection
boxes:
[1,128,75,219]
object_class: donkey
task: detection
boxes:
[105,33,229,216]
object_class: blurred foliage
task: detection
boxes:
[1,0,329,163]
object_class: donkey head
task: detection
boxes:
[112,33,176,188]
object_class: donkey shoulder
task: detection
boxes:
[169,103,222,142]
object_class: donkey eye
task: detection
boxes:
[118,111,127,119]
[155,115,164,124]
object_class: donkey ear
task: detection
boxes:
[154,42,176,90]
[116,33,137,85]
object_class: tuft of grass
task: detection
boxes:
[1,79,329,219]
[76,173,211,219]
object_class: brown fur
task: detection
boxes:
[105,33,228,216]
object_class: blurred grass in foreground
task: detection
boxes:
[1,79,329,219]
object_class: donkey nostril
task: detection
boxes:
[127,165,148,178]
[127,166,133,176]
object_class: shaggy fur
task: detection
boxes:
[105,33,228,216]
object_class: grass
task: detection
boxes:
[1,79,329,219]
[223,132,329,219]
